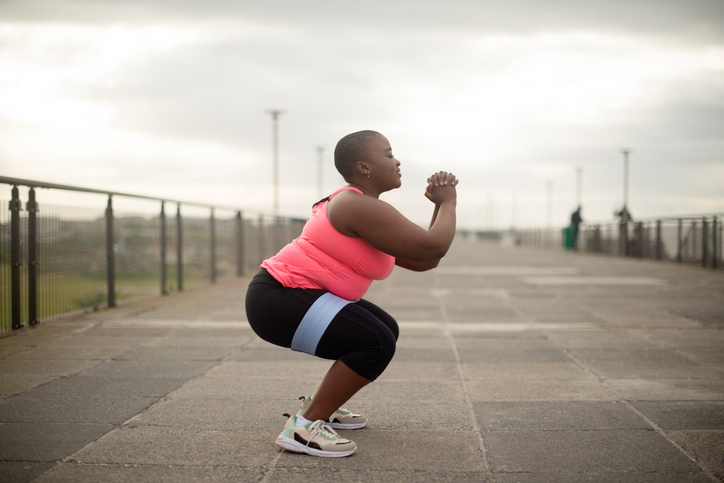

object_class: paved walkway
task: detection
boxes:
[1,239,723,482]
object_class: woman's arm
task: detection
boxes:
[328,172,458,263]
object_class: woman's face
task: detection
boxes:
[366,135,401,191]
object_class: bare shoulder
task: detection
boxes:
[327,189,389,237]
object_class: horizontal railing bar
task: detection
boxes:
[0,176,242,213]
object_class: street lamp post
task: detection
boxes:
[266,110,285,219]
[576,166,582,207]
[621,148,632,210]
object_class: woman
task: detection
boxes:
[245,130,458,457]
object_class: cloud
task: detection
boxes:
[1,0,722,227]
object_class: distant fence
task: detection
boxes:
[467,215,722,269]
[0,177,305,334]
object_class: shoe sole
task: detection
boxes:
[276,434,356,458]
[326,420,367,430]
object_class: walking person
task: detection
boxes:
[245,130,458,457]
[571,206,583,250]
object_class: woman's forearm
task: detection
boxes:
[427,200,457,258]
[428,204,440,229]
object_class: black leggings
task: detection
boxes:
[245,269,398,381]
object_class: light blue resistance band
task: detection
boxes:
[291,292,354,355]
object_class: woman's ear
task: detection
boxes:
[355,161,370,177]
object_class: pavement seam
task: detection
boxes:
[438,299,492,475]
[558,343,722,483]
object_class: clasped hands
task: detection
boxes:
[425,171,458,204]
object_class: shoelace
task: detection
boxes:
[306,420,340,445]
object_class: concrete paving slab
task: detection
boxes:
[474,401,650,431]
[0,346,31,357]
[71,426,276,467]
[229,347,318,362]
[580,358,724,379]
[275,430,486,473]
[264,468,493,482]
[33,464,264,483]
[24,375,191,399]
[0,374,59,399]
[167,375,317,400]
[49,336,155,348]
[483,430,702,474]
[8,345,131,360]
[455,338,570,363]
[466,379,618,402]
[145,336,252,348]
[353,378,466,401]
[567,348,694,363]
[0,396,159,424]
[607,379,724,401]
[206,360,332,378]
[0,423,114,461]
[0,462,56,483]
[116,347,235,361]
[77,327,173,338]
[0,359,100,376]
[77,359,216,378]
[493,472,713,482]
[630,401,724,430]
[346,399,474,431]
[669,430,724,481]
[378,360,460,380]
[461,361,592,380]
[129,396,286,430]
[0,239,722,482]
[0,335,70,347]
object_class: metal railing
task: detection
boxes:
[509,214,723,269]
[0,177,305,334]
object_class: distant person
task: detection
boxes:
[245,130,458,457]
[615,206,633,224]
[570,206,583,250]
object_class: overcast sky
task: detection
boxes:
[1,0,722,228]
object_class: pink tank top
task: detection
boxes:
[261,187,395,300]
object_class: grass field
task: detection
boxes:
[0,265,205,332]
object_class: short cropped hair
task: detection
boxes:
[334,130,383,179]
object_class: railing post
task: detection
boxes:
[677,218,683,263]
[160,202,167,294]
[210,208,216,284]
[105,195,116,308]
[235,211,244,276]
[702,217,708,268]
[10,185,22,329]
[692,221,698,262]
[176,204,183,292]
[27,188,38,325]
[713,216,719,269]
[258,214,265,266]
[655,220,662,260]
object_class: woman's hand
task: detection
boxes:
[425,171,458,204]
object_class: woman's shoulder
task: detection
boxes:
[329,186,364,199]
